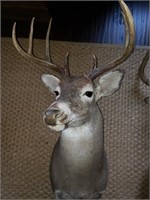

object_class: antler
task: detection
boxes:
[138,50,149,105]
[138,50,149,86]
[87,0,135,80]
[12,17,70,77]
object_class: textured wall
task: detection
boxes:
[1,38,149,199]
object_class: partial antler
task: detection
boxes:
[87,0,135,80]
[138,50,149,105]
[12,17,70,77]
[138,50,149,86]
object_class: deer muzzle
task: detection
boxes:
[44,109,61,126]
[44,108,68,127]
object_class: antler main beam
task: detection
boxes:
[12,17,70,77]
[87,0,135,80]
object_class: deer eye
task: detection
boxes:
[54,91,59,96]
[84,91,93,97]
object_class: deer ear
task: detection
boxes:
[41,74,60,92]
[95,69,124,101]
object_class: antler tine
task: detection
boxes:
[12,22,32,59]
[138,50,149,86]
[12,17,65,76]
[28,17,35,54]
[64,52,71,76]
[88,0,135,80]
[46,18,52,62]
[93,54,98,69]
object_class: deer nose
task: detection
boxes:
[44,109,61,126]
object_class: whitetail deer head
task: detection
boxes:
[12,0,134,132]
[12,0,135,199]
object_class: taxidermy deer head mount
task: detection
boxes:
[12,0,135,199]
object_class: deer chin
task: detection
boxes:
[47,124,66,132]
[46,116,88,131]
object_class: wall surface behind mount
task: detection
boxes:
[1,37,149,199]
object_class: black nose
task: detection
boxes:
[44,109,61,126]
